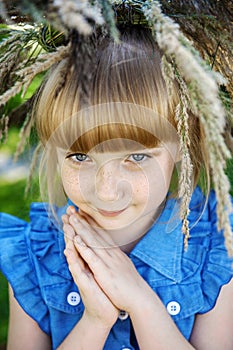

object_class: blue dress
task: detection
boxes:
[0,187,232,350]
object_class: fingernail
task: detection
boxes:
[61,214,67,223]
[69,206,76,214]
[67,205,76,214]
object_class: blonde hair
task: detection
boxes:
[35,26,208,215]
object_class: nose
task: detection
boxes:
[95,160,121,202]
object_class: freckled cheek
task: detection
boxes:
[150,157,174,188]
[132,163,172,206]
[61,167,83,200]
[130,176,150,203]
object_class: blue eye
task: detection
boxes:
[129,154,147,162]
[67,153,89,162]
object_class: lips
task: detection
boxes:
[97,208,126,217]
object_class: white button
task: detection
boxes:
[166,301,181,315]
[67,292,81,306]
[118,310,129,321]
[122,348,131,350]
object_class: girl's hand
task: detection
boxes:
[62,215,119,329]
[64,207,152,315]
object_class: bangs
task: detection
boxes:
[47,102,179,154]
[70,123,160,153]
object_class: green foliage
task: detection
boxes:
[0,24,9,42]
[3,73,44,119]
[226,159,233,196]
[0,179,34,219]
[37,25,66,52]
[0,128,19,153]
[0,271,8,346]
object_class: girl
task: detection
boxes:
[1,6,233,350]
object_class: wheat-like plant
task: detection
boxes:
[143,0,233,255]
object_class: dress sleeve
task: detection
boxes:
[0,212,50,334]
[200,190,233,313]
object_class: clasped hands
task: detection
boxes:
[62,206,151,330]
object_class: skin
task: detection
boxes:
[7,145,233,349]
[60,144,176,249]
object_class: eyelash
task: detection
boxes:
[66,153,151,164]
[127,154,150,163]
[66,153,90,163]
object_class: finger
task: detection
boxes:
[63,223,98,273]
[65,242,98,293]
[66,205,77,216]
[78,209,99,227]
[78,212,117,246]
[78,211,103,233]
[70,215,129,273]
[64,245,86,271]
[69,214,111,252]
[73,234,106,274]
[62,214,69,224]
[70,213,115,249]
[63,223,76,245]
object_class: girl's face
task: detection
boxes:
[60,140,177,248]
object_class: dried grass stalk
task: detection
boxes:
[143,0,233,255]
